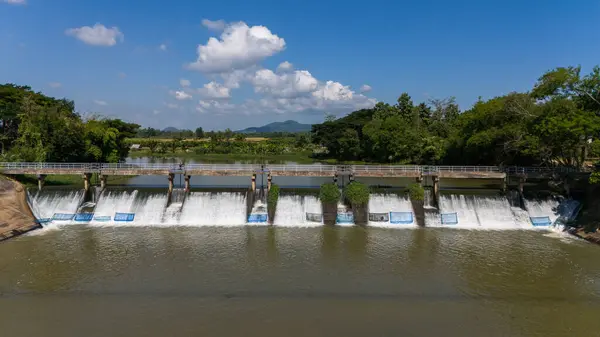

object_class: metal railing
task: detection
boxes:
[0,162,588,175]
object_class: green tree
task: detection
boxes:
[195,127,204,139]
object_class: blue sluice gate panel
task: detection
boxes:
[52,213,75,221]
[114,213,135,222]
[389,212,413,224]
[441,212,458,225]
[530,216,552,227]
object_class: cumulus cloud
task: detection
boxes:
[196,100,235,114]
[187,21,285,73]
[65,24,124,46]
[179,79,191,87]
[198,81,231,99]
[360,84,372,93]
[159,43,167,51]
[3,0,26,5]
[251,69,318,98]
[201,19,226,31]
[171,90,192,100]
[277,61,293,72]
[94,100,108,106]
[48,82,61,88]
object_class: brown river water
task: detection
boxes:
[1,226,600,337]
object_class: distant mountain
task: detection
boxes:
[162,127,179,133]
[238,120,312,134]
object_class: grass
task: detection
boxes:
[128,150,315,163]
[9,174,134,187]
[344,181,370,205]
[319,183,341,204]
[127,137,269,143]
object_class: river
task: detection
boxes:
[1,226,599,336]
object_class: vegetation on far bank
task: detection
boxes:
[5,174,133,187]
[344,181,370,206]
[311,66,600,170]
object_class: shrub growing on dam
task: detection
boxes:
[408,183,425,201]
[267,184,280,224]
[319,183,341,204]
[344,181,370,206]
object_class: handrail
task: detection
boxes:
[0,162,587,174]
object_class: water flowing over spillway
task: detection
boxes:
[30,190,84,220]
[368,193,415,227]
[179,192,247,226]
[28,189,572,230]
[273,195,321,227]
[433,194,532,229]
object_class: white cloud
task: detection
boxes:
[179,79,191,87]
[251,69,318,98]
[65,24,124,46]
[159,43,167,51]
[201,19,226,31]
[171,90,192,100]
[3,0,26,5]
[93,100,108,106]
[313,81,354,101]
[196,100,235,114]
[360,84,372,93]
[187,21,285,73]
[48,82,61,88]
[198,81,231,99]
[277,61,293,72]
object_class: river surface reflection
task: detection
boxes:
[1,227,599,336]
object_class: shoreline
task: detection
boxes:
[569,227,600,245]
[0,176,41,242]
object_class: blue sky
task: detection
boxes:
[1,0,599,130]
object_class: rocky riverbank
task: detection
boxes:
[0,176,41,241]
[569,228,600,244]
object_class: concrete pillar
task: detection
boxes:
[416,175,423,183]
[83,173,92,192]
[184,175,191,192]
[37,174,45,191]
[518,177,525,194]
[168,173,175,193]
[433,175,440,206]
[267,173,272,191]
[100,175,107,190]
[501,176,507,192]
[251,174,256,192]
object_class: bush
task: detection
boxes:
[267,184,280,214]
[319,183,341,204]
[408,183,425,201]
[344,181,369,206]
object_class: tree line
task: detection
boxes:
[0,84,139,162]
[311,66,600,168]
[136,126,305,140]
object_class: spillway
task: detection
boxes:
[179,192,247,226]
[434,194,532,229]
[30,189,84,220]
[368,193,415,227]
[273,195,321,227]
[28,189,575,230]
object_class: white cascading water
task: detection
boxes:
[435,194,480,228]
[178,192,247,226]
[273,195,322,227]
[30,190,84,220]
[433,194,533,229]
[90,190,138,225]
[131,193,168,225]
[368,193,415,227]
[524,198,560,226]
